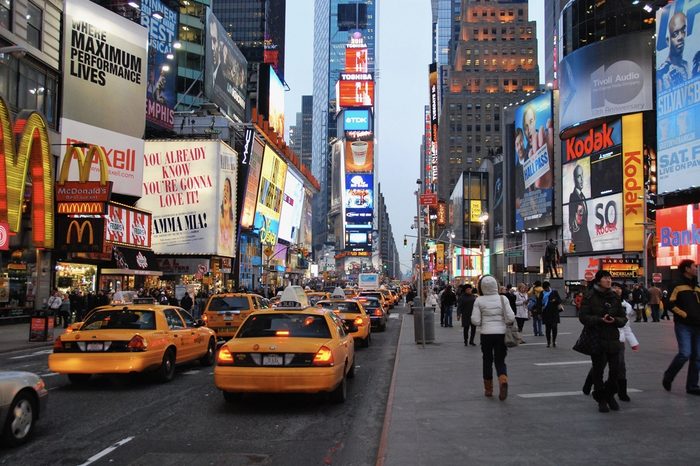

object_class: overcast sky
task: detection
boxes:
[284,1,545,276]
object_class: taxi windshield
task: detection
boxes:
[361,298,380,309]
[82,310,156,330]
[237,313,331,338]
[316,302,361,313]
[208,297,250,312]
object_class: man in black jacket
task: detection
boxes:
[579,270,627,413]
[457,284,477,346]
[662,259,700,395]
[440,285,457,327]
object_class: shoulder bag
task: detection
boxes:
[572,325,602,355]
[501,296,520,348]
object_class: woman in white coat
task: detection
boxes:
[472,275,516,400]
[425,288,439,311]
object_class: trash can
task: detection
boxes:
[413,306,435,344]
[29,309,55,342]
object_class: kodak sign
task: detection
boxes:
[565,122,618,162]
[622,114,644,251]
[0,95,53,249]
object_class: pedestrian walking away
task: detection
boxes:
[472,275,516,401]
[529,281,544,337]
[514,283,530,343]
[425,288,439,315]
[647,284,663,322]
[541,281,563,348]
[662,259,700,395]
[457,284,477,346]
[441,284,457,327]
[578,270,628,413]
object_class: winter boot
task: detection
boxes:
[618,379,631,402]
[593,390,609,413]
[483,379,493,397]
[582,373,593,395]
[498,374,508,401]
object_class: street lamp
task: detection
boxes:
[479,213,489,277]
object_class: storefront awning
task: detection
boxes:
[100,247,162,276]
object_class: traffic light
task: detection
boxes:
[403,237,407,247]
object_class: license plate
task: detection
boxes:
[87,342,103,352]
[224,316,233,321]
[262,354,283,366]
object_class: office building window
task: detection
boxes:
[0,0,10,30]
[26,2,42,49]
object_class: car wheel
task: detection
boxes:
[156,348,176,383]
[67,374,91,385]
[362,333,371,348]
[380,321,387,332]
[330,375,347,404]
[223,391,243,403]
[1,390,36,447]
[199,338,216,367]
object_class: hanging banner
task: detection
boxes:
[622,114,644,251]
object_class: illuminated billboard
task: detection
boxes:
[337,80,374,109]
[345,173,374,211]
[277,171,304,243]
[344,132,374,173]
[343,109,371,132]
[656,203,700,267]
[514,92,554,231]
[562,193,624,254]
[655,4,700,193]
[559,31,653,132]
[239,130,265,229]
[345,44,368,73]
[141,0,177,131]
[254,145,288,246]
[138,140,238,256]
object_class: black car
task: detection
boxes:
[359,296,387,332]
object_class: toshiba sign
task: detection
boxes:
[60,118,144,197]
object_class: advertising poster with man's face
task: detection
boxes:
[254,145,287,246]
[562,158,591,201]
[562,193,624,254]
[344,131,374,173]
[205,9,247,122]
[656,3,700,193]
[513,92,554,231]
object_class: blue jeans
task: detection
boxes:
[664,321,700,390]
[444,306,453,327]
[532,315,543,336]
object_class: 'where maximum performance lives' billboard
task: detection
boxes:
[656,3,700,194]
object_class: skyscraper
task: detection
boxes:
[212,0,286,80]
[312,0,376,258]
[436,0,539,202]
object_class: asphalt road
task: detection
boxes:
[0,308,404,465]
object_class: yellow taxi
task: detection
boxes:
[316,290,371,347]
[202,293,269,340]
[214,287,356,403]
[305,291,330,306]
[358,290,388,311]
[49,304,216,384]
[343,288,358,299]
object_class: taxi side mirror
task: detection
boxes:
[346,324,358,333]
[194,319,205,327]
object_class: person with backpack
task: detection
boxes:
[529,281,544,337]
[541,281,562,348]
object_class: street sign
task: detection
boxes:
[419,193,438,206]
[506,249,524,257]
[652,273,662,283]
[584,270,595,281]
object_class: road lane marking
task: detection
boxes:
[534,360,591,366]
[389,314,400,319]
[9,349,53,360]
[519,343,547,346]
[78,436,134,466]
[181,370,200,375]
[520,332,572,337]
[38,372,59,377]
[518,388,642,398]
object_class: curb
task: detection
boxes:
[375,310,404,466]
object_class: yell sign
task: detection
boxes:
[0,96,54,249]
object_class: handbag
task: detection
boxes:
[501,296,520,348]
[572,325,602,355]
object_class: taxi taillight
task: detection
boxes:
[354,317,364,326]
[373,309,382,316]
[202,314,208,323]
[313,346,334,367]
[53,337,63,352]
[217,346,234,365]
[127,335,148,352]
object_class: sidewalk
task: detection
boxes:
[378,308,698,465]
[0,322,65,354]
